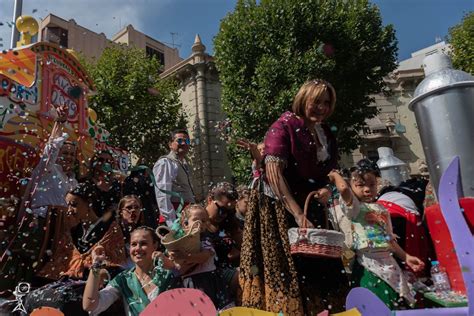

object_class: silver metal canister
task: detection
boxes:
[408,53,474,197]
[377,147,409,187]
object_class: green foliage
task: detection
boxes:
[82,46,186,165]
[214,0,398,182]
[449,11,474,74]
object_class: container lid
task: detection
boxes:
[408,53,474,111]
[376,147,407,169]
[431,260,439,265]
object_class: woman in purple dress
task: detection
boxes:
[240,80,348,315]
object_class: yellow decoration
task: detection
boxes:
[66,49,79,60]
[332,308,362,316]
[88,107,97,122]
[16,15,39,47]
[219,307,280,316]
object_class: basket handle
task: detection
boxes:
[156,226,172,240]
[302,190,329,229]
[188,220,201,233]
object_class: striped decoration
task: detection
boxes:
[0,48,36,87]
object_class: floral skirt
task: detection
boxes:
[239,188,349,315]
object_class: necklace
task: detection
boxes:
[135,269,156,289]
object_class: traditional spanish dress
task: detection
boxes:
[240,111,348,315]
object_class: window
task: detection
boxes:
[146,46,165,66]
[45,27,68,47]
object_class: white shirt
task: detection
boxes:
[29,132,78,217]
[153,157,179,226]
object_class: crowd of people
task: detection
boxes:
[0,80,436,315]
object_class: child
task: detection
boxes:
[169,204,232,309]
[235,185,250,228]
[328,159,425,309]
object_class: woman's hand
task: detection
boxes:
[91,245,107,266]
[294,212,314,228]
[152,251,165,261]
[316,187,331,205]
[236,139,261,161]
[55,104,69,122]
[236,139,257,151]
[406,254,425,272]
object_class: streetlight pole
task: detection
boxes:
[10,0,23,49]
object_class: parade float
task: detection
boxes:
[0,16,128,202]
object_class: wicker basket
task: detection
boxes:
[156,220,201,254]
[288,191,345,258]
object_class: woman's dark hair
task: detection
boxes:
[208,182,238,201]
[67,182,94,205]
[131,226,160,245]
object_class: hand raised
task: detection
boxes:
[92,245,106,265]
[55,104,69,122]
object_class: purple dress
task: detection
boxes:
[264,111,338,208]
[240,111,348,315]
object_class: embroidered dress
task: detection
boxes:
[340,194,415,307]
[240,112,348,315]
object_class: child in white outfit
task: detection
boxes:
[328,159,425,309]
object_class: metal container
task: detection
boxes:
[376,147,409,186]
[408,53,474,197]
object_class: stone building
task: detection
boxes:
[161,35,232,200]
[345,41,450,176]
[38,14,181,71]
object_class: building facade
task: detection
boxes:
[346,41,450,176]
[38,14,181,71]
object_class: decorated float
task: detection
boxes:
[0,16,128,202]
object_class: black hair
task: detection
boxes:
[67,182,94,205]
[349,158,380,179]
[169,129,189,142]
[208,182,238,201]
[131,226,160,245]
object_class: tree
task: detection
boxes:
[449,11,474,74]
[214,0,397,183]
[83,46,186,165]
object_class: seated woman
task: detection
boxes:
[36,183,127,281]
[83,227,178,316]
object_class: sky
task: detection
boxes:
[0,0,472,62]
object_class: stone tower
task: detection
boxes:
[161,35,232,201]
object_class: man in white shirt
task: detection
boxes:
[153,130,195,226]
